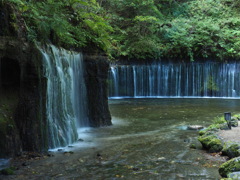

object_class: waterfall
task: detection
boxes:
[109,62,240,98]
[40,45,88,149]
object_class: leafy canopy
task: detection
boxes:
[3,0,240,61]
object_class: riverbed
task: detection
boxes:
[2,98,240,179]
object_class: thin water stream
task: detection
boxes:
[3,98,240,180]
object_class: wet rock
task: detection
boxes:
[219,123,229,130]
[230,119,238,127]
[190,144,196,149]
[63,151,74,155]
[78,139,84,142]
[198,135,223,153]
[222,142,240,158]
[78,158,84,163]
[58,149,64,152]
[157,157,166,161]
[132,167,139,171]
[187,125,204,130]
[228,171,240,179]
[47,153,54,157]
[219,157,240,177]
[68,145,74,148]
[0,167,15,175]
[22,162,28,166]
[84,56,112,127]
[199,128,218,136]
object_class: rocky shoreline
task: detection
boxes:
[198,115,240,179]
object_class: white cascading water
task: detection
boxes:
[40,45,88,149]
[109,62,240,98]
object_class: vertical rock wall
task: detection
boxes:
[84,55,112,127]
[0,38,48,157]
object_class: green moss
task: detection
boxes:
[0,167,16,175]
[190,144,196,149]
[219,157,240,177]
[208,138,223,153]
[230,119,238,127]
[198,135,223,152]
[222,142,240,158]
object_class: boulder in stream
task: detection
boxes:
[222,142,240,158]
[219,157,240,177]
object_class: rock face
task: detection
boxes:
[84,55,112,127]
[0,41,112,157]
[0,37,48,157]
[0,2,112,157]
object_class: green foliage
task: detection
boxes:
[3,0,240,60]
[3,0,113,53]
[103,0,240,60]
[212,117,225,125]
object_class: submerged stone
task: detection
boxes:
[219,157,240,177]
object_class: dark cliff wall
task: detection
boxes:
[0,37,48,157]
[84,55,112,127]
[0,2,112,157]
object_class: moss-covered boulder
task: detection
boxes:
[199,128,218,136]
[219,157,240,177]
[220,123,230,130]
[222,142,240,158]
[198,135,223,153]
[230,119,238,127]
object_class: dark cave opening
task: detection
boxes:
[0,57,20,94]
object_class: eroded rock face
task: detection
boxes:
[0,2,112,157]
[0,42,113,157]
[84,55,112,127]
[0,37,48,157]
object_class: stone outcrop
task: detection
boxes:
[0,37,48,157]
[84,55,112,127]
[0,2,112,158]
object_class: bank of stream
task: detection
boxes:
[1,98,240,179]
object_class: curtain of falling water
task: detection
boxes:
[40,45,88,149]
[109,62,240,98]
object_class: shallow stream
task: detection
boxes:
[3,98,240,180]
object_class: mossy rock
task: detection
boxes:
[199,129,208,136]
[222,142,240,158]
[230,119,238,127]
[199,128,218,136]
[219,157,240,177]
[0,167,15,175]
[208,138,224,153]
[220,123,230,130]
[190,144,196,149]
[198,135,223,152]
